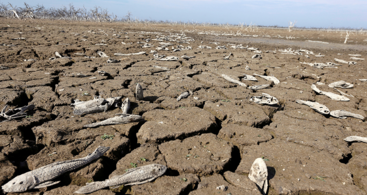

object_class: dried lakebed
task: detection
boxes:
[1,20,367,195]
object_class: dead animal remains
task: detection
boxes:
[75,164,167,194]
[0,105,34,122]
[72,96,121,116]
[2,146,109,193]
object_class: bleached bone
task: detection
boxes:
[253,73,280,85]
[350,57,364,61]
[136,83,144,101]
[181,55,195,60]
[359,79,367,82]
[330,110,364,120]
[158,56,179,61]
[344,136,367,143]
[97,51,109,58]
[0,105,35,122]
[328,81,353,89]
[221,74,247,87]
[248,158,268,194]
[84,114,143,128]
[107,58,120,63]
[242,74,257,81]
[296,100,330,115]
[311,84,350,101]
[177,92,190,101]
[224,53,233,60]
[252,54,261,59]
[248,84,272,91]
[250,93,279,106]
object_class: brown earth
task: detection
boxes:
[1,18,367,195]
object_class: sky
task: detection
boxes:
[9,0,367,29]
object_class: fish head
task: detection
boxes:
[149,164,167,177]
[2,174,36,193]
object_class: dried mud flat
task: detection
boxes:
[1,19,367,195]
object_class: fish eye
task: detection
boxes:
[20,181,23,184]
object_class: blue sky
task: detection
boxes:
[10,0,367,29]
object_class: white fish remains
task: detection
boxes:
[177,92,190,101]
[75,164,167,194]
[330,110,364,120]
[221,74,247,87]
[328,81,353,89]
[72,96,121,116]
[250,93,279,106]
[242,74,257,81]
[296,100,330,115]
[2,146,109,193]
[344,136,367,143]
[248,158,268,195]
[311,84,350,101]
[253,73,280,85]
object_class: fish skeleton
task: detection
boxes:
[75,164,167,194]
[2,146,109,193]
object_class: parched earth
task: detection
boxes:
[1,19,367,195]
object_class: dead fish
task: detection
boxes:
[253,73,280,85]
[248,158,268,195]
[2,146,109,193]
[252,54,261,59]
[83,114,143,128]
[250,93,279,106]
[223,53,233,60]
[135,83,144,101]
[75,164,167,194]
[120,98,130,115]
[311,84,350,101]
[158,56,178,61]
[221,74,247,87]
[181,55,195,60]
[0,105,35,122]
[248,83,272,91]
[72,96,121,116]
[177,92,190,101]
[242,74,257,81]
[296,100,330,115]
[328,80,353,89]
[97,51,109,58]
[107,58,120,63]
[344,136,367,143]
[330,110,364,120]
